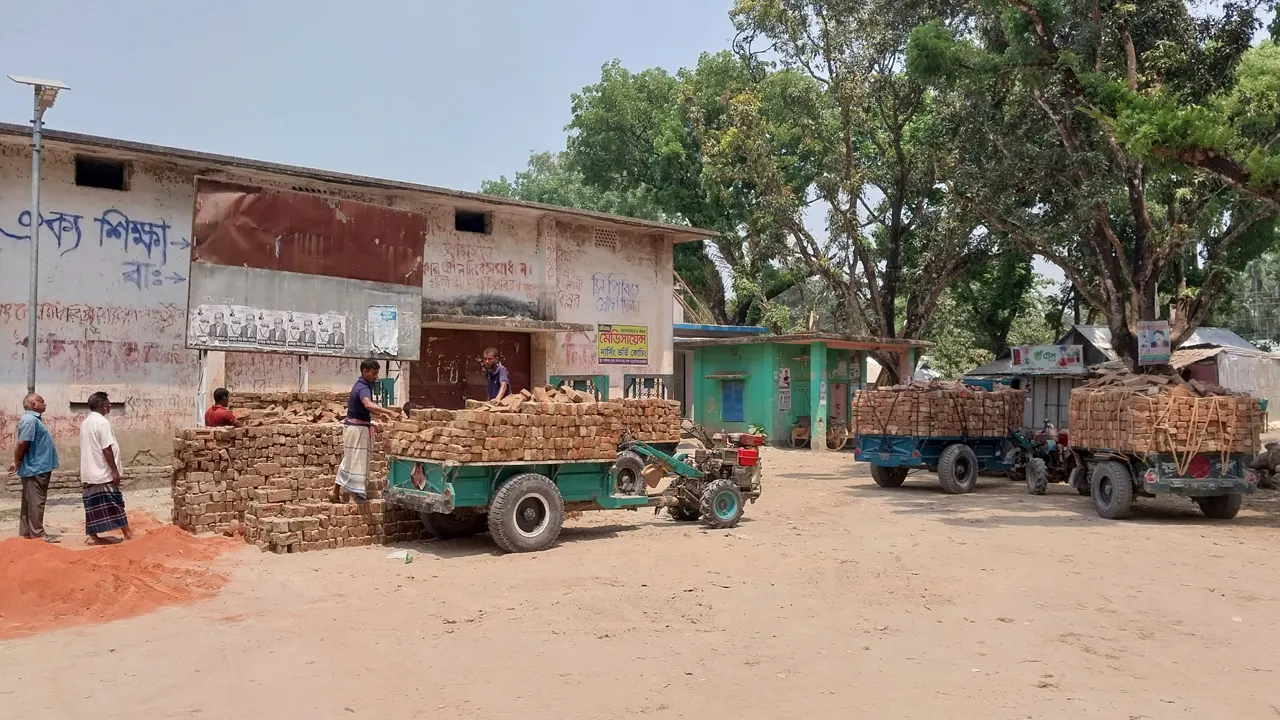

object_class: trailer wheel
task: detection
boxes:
[700,479,745,529]
[613,451,646,496]
[1025,458,1049,496]
[937,444,979,494]
[1069,465,1091,496]
[871,465,908,488]
[1197,493,1243,520]
[418,509,487,540]
[1090,461,1134,519]
[487,473,565,553]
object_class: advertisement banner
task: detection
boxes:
[597,324,649,365]
[1010,345,1085,374]
[1138,321,1172,366]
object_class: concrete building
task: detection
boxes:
[0,124,713,487]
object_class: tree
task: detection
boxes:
[480,151,728,321]
[567,53,820,327]
[909,0,1279,371]
[950,250,1036,356]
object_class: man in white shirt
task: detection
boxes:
[79,392,133,544]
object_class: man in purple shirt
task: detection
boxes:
[333,359,397,503]
[483,347,510,401]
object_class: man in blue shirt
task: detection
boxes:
[483,347,510,401]
[333,359,397,503]
[8,393,60,542]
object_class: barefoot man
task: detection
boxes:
[80,392,133,544]
[333,360,397,503]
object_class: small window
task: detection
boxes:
[454,209,490,234]
[70,399,127,415]
[722,380,745,423]
[75,156,128,190]
[592,227,620,250]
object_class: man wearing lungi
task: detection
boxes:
[333,360,397,503]
[79,392,133,544]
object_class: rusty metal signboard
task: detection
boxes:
[185,180,424,360]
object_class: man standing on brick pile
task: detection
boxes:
[203,388,242,428]
[483,347,511,401]
[8,393,60,543]
[334,359,398,503]
[80,392,133,545]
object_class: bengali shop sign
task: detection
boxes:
[597,324,649,365]
[1010,344,1084,374]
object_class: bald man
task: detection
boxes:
[9,393,60,542]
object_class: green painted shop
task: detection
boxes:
[673,333,931,450]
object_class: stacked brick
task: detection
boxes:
[231,391,349,426]
[618,398,683,443]
[1069,374,1262,455]
[382,403,624,462]
[853,382,1025,437]
[171,425,423,553]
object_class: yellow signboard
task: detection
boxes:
[597,324,649,365]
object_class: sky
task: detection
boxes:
[0,0,737,191]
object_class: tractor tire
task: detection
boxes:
[668,505,702,522]
[1025,458,1049,496]
[418,509,487,540]
[871,465,908,488]
[700,479,745,529]
[1090,460,1135,520]
[487,473,565,553]
[937,444,979,495]
[613,451,646,496]
[1197,493,1243,520]
[1069,465,1091,496]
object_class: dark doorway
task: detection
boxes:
[409,329,532,409]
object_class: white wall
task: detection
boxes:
[0,135,679,465]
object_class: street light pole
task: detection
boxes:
[8,75,68,394]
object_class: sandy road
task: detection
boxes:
[3,447,1280,719]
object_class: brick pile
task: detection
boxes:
[231,391,349,426]
[618,398,683,443]
[1069,373,1262,456]
[853,382,1025,437]
[172,425,424,553]
[382,403,624,462]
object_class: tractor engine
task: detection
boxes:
[689,432,763,491]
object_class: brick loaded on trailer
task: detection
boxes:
[1068,373,1264,520]
[851,381,1027,494]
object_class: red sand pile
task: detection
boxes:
[0,513,241,640]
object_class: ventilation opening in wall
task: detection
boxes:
[592,227,621,250]
[74,156,129,191]
[69,399,127,415]
[454,209,491,234]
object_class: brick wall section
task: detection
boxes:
[4,465,172,497]
[171,424,421,554]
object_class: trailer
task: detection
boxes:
[385,437,762,553]
[852,433,1012,494]
[1074,448,1257,520]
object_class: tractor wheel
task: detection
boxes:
[1069,465,1091,496]
[871,465,908,488]
[1197,493,1243,520]
[699,479,745,529]
[487,473,565,553]
[937,444,979,495]
[669,505,701,521]
[418,509,487,540]
[1025,458,1049,496]
[1090,461,1135,520]
[613,451,646,496]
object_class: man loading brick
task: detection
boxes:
[334,359,397,503]
[204,388,242,428]
[483,347,510,402]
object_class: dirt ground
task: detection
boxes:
[3,448,1280,719]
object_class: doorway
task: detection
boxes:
[409,328,532,409]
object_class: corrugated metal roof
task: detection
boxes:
[966,355,1015,377]
[1069,325,1259,357]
